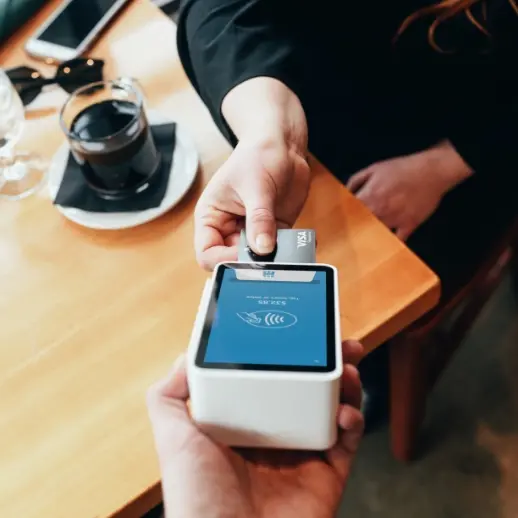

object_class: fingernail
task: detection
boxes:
[256,233,274,254]
[338,407,350,430]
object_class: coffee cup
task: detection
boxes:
[59,78,161,200]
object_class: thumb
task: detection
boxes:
[243,189,277,256]
[146,355,189,421]
[147,355,199,458]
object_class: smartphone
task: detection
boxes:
[195,263,338,372]
[25,0,129,63]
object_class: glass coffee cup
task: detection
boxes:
[60,78,161,200]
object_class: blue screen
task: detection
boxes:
[204,269,327,367]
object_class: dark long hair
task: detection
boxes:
[397,0,518,51]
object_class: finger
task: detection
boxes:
[225,225,244,248]
[276,220,292,230]
[338,405,365,454]
[198,245,238,271]
[395,226,413,241]
[194,210,239,270]
[242,189,277,256]
[346,169,372,194]
[146,354,189,415]
[147,355,199,456]
[341,339,364,367]
[325,405,364,480]
[341,364,363,410]
[163,354,189,400]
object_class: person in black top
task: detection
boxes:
[177,0,518,427]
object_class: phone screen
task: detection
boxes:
[196,264,336,372]
[38,0,120,49]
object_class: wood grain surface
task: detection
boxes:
[0,1,439,516]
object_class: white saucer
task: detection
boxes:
[48,111,199,230]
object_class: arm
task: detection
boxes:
[221,76,308,156]
[176,0,307,149]
[447,82,518,176]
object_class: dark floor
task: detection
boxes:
[340,275,518,518]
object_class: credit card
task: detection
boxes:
[238,229,316,264]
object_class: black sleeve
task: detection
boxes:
[176,0,303,146]
[447,69,518,175]
[446,1,518,175]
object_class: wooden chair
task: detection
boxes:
[390,219,518,462]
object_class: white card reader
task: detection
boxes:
[187,261,342,450]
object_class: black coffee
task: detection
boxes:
[70,99,160,197]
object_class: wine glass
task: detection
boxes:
[0,69,46,200]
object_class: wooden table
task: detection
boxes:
[0,1,440,517]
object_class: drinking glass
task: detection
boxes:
[59,78,160,200]
[0,69,46,200]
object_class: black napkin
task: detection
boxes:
[54,123,176,213]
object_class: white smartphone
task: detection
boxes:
[25,0,130,63]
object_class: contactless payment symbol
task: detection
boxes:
[236,310,298,329]
[262,270,275,279]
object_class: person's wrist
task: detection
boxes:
[160,461,213,518]
[222,76,308,158]
[160,450,251,518]
[426,139,474,193]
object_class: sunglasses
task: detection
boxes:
[6,58,105,106]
